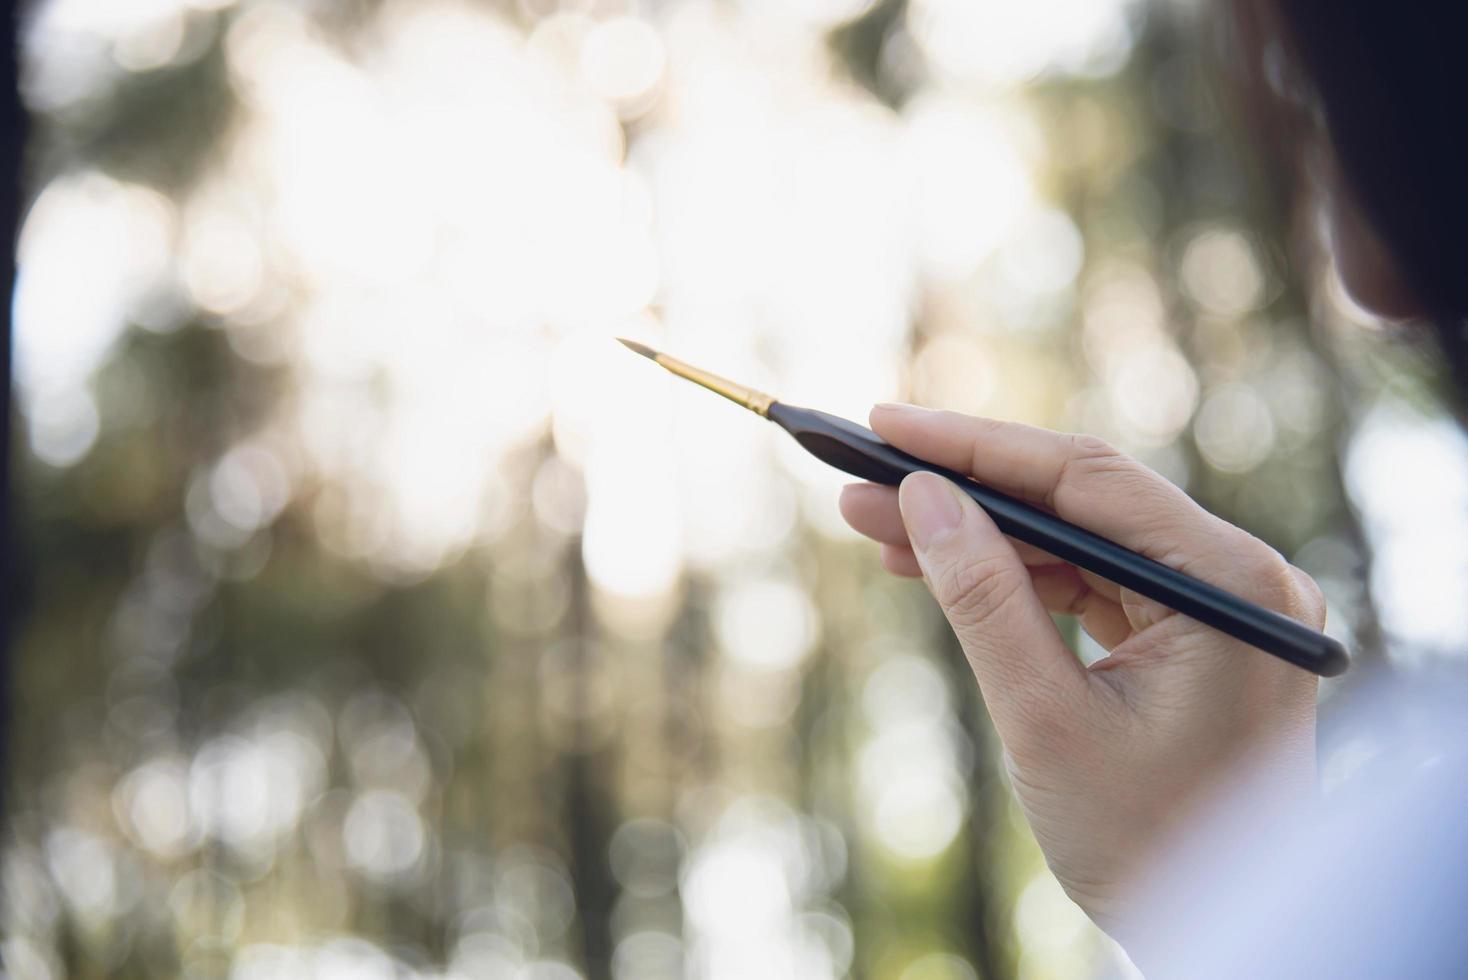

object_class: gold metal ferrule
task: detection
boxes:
[618,339,776,417]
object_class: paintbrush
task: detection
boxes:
[618,339,1348,677]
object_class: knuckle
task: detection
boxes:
[1070,433,1121,460]
[1136,509,1225,565]
[1049,435,1136,510]
[1287,566,1328,628]
[1243,546,1319,623]
[933,552,1027,625]
[1254,554,1294,609]
[962,416,1010,462]
[970,414,1010,439]
[1161,525,1328,629]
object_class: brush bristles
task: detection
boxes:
[617,338,777,416]
[617,337,659,360]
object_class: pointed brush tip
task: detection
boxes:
[616,337,659,360]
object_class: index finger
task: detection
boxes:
[868,404,1302,615]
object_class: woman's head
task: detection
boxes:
[1229,2,1468,401]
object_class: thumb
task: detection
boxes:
[899,471,1091,741]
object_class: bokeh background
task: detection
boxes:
[9,0,1468,978]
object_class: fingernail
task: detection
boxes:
[898,472,964,550]
[874,402,930,415]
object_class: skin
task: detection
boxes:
[840,407,1326,940]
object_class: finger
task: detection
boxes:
[1287,566,1328,629]
[898,471,1091,748]
[883,532,1133,644]
[843,482,1087,569]
[886,545,1128,630]
[1079,597,1136,651]
[880,543,923,577]
[871,405,1303,616]
[839,483,908,546]
[1078,568,1123,603]
[1029,566,1133,650]
[870,404,1194,527]
[887,539,1125,627]
[1009,538,1070,567]
[1026,564,1087,612]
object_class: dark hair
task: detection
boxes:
[1270,2,1468,404]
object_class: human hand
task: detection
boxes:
[838,404,1324,937]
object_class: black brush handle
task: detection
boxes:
[768,402,1348,678]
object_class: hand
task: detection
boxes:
[839,404,1324,938]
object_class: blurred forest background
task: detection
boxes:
[8,0,1468,978]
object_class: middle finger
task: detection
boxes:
[840,483,1122,595]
